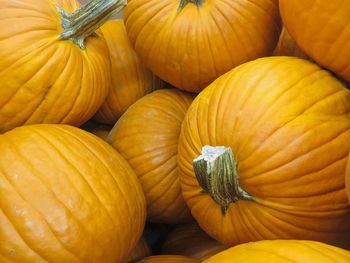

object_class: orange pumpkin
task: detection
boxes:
[162,223,228,260]
[203,240,350,262]
[138,255,200,263]
[178,56,350,246]
[345,152,350,204]
[273,27,308,59]
[89,124,111,140]
[279,1,350,83]
[124,0,281,93]
[82,121,112,141]
[108,89,194,223]
[0,0,125,133]
[124,238,152,263]
[94,20,164,125]
[0,124,146,263]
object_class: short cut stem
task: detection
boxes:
[193,145,253,214]
[58,0,126,49]
[178,0,204,10]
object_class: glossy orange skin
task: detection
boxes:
[162,223,227,260]
[124,0,281,93]
[0,0,111,133]
[138,255,200,263]
[94,20,163,125]
[203,240,350,263]
[108,89,194,223]
[178,56,350,246]
[280,1,350,83]
[273,27,308,59]
[0,124,146,263]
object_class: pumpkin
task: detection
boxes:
[124,0,281,93]
[0,124,146,263]
[273,27,308,59]
[137,255,200,263]
[108,89,194,223]
[0,0,125,133]
[346,152,350,204]
[93,20,164,125]
[124,238,152,263]
[81,121,112,141]
[178,56,350,246]
[89,124,111,140]
[279,1,350,83]
[162,223,228,260]
[203,240,350,262]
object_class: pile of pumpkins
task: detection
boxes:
[1,0,350,262]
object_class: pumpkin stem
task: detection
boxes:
[58,0,126,49]
[178,0,204,10]
[193,145,253,215]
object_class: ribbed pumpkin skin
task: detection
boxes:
[204,240,350,263]
[279,1,350,83]
[123,238,151,263]
[138,255,200,263]
[0,0,110,133]
[94,20,163,125]
[346,152,350,204]
[108,89,194,223]
[0,124,146,263]
[162,223,228,260]
[178,56,350,246]
[273,27,308,59]
[124,0,281,93]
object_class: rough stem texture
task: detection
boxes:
[178,0,203,9]
[58,0,126,49]
[193,145,253,214]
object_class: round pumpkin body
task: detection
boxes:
[0,0,123,133]
[162,223,227,260]
[0,124,146,263]
[124,0,281,92]
[124,238,151,263]
[138,255,200,263]
[108,89,194,223]
[203,240,350,263]
[94,20,163,125]
[178,56,350,246]
[273,27,308,59]
[279,1,350,83]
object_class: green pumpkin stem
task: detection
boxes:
[178,0,204,10]
[193,145,253,215]
[58,0,126,49]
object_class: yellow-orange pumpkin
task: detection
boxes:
[273,27,308,59]
[345,152,350,204]
[82,121,112,141]
[204,240,350,262]
[0,0,125,133]
[108,89,194,223]
[279,1,350,83]
[94,20,164,125]
[124,0,281,92]
[123,238,152,263]
[138,255,200,263]
[162,223,228,260]
[178,56,350,246]
[0,124,146,263]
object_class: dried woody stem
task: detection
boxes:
[193,145,253,215]
[58,0,126,49]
